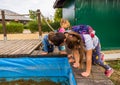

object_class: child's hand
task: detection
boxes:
[68,54,73,58]
[41,52,48,55]
[73,62,80,68]
[60,51,67,54]
[81,72,90,77]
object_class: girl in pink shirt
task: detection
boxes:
[58,19,70,33]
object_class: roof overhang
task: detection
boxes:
[53,0,66,8]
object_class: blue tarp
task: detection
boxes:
[0,56,76,85]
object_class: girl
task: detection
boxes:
[66,31,114,77]
[58,19,70,33]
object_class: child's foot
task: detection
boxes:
[105,68,114,77]
[72,63,80,68]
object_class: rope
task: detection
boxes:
[38,12,55,31]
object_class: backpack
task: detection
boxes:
[71,25,95,38]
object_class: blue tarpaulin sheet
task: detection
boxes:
[0,56,76,85]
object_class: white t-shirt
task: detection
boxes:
[83,34,99,50]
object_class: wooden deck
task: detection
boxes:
[0,40,41,57]
[0,40,114,85]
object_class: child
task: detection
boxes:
[66,31,114,77]
[57,19,70,33]
[41,31,55,55]
[41,32,66,55]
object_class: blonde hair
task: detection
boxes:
[66,31,85,68]
[60,19,70,29]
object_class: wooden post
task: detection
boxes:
[1,10,7,40]
[37,9,42,40]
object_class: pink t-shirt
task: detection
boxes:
[58,28,65,33]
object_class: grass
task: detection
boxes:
[107,60,120,85]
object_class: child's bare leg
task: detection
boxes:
[73,49,80,68]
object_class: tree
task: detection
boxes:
[29,10,37,20]
[54,8,62,22]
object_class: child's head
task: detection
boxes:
[60,19,70,29]
[48,31,55,44]
[66,31,84,50]
[66,31,85,66]
[51,32,66,46]
[66,31,82,49]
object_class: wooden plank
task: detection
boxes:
[10,40,34,54]
[0,40,24,55]
[0,40,23,54]
[0,40,41,57]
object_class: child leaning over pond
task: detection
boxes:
[66,31,114,77]
[41,32,66,55]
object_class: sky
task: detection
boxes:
[0,0,56,18]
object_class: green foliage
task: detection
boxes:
[27,19,60,33]
[54,8,62,22]
[0,22,23,34]
[41,21,60,32]
[7,22,24,33]
[108,60,120,70]
[27,21,38,33]
[50,21,60,31]
[23,24,29,29]
[29,10,37,20]
[108,60,120,85]
[0,24,3,33]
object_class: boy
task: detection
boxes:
[41,32,66,54]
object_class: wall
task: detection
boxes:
[64,0,120,50]
[63,0,75,25]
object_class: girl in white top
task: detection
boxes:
[66,31,114,77]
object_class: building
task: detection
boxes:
[0,9,31,24]
[54,0,120,50]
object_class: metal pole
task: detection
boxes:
[1,10,7,41]
[37,9,42,40]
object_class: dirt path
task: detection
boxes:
[0,33,47,40]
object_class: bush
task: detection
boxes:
[0,24,3,34]
[0,20,60,34]
[0,22,23,34]
[27,21,38,33]
[6,22,24,33]
[27,21,60,33]
[24,24,29,29]
[41,21,60,32]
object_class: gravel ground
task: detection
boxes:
[0,33,47,40]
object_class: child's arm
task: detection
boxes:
[58,45,67,54]
[72,49,80,68]
[81,49,92,77]
[41,35,49,55]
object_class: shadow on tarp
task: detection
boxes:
[0,55,77,85]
